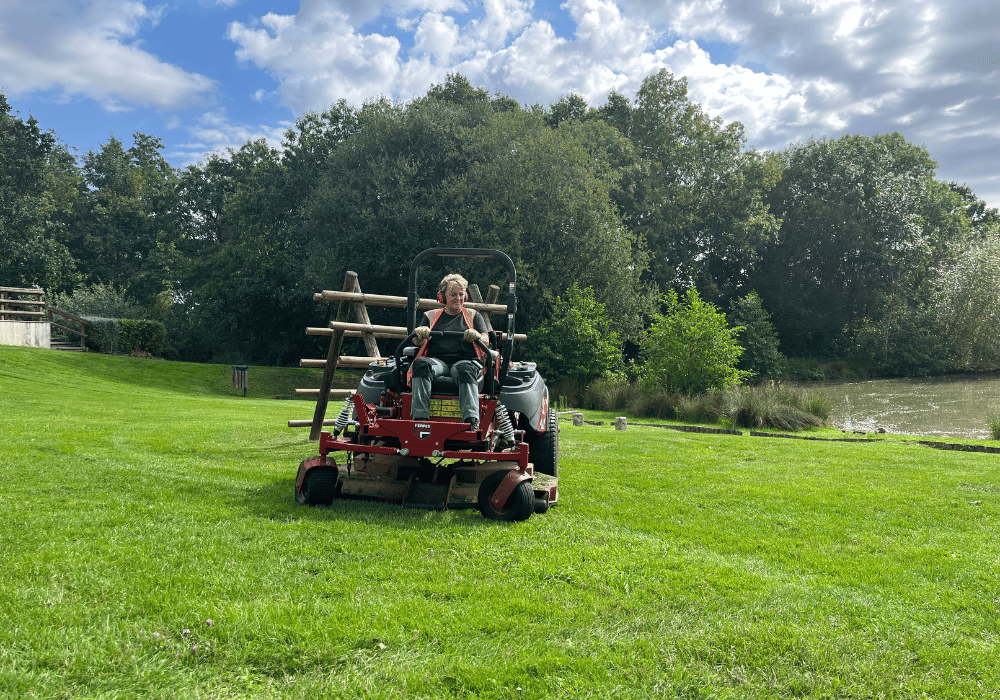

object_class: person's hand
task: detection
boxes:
[415,326,431,341]
[463,328,485,344]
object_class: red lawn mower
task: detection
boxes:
[295,248,559,521]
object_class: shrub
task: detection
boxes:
[640,288,749,394]
[83,317,120,354]
[118,319,167,356]
[987,414,1000,441]
[48,283,146,319]
[728,292,784,381]
[533,284,624,387]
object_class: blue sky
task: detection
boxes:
[3,0,999,207]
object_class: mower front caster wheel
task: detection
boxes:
[478,471,535,522]
[296,468,338,506]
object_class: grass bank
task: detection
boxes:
[2,346,1000,698]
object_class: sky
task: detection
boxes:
[2,0,999,207]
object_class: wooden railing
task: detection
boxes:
[291,271,525,440]
[0,286,88,350]
[0,287,46,321]
[47,307,89,350]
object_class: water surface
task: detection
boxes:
[814,374,1000,439]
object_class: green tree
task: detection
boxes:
[0,94,80,292]
[532,283,623,387]
[931,232,1000,371]
[640,288,748,393]
[298,86,654,343]
[78,133,183,307]
[606,71,779,296]
[727,292,784,380]
[755,133,940,355]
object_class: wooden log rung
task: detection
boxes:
[296,388,356,398]
[306,326,527,342]
[300,356,379,369]
[288,419,338,428]
[314,290,506,315]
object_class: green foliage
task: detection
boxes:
[727,291,784,380]
[48,282,146,319]
[609,71,780,294]
[755,133,949,355]
[78,133,183,307]
[118,319,167,356]
[640,288,749,394]
[83,317,119,354]
[532,283,623,386]
[0,94,80,293]
[675,392,724,423]
[3,81,998,373]
[987,413,1000,441]
[844,307,948,377]
[931,232,1000,371]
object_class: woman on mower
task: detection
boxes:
[409,273,489,430]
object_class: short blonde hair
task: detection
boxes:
[438,273,468,295]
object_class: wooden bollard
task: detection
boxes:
[615,416,627,431]
[572,412,584,427]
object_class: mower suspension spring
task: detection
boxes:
[333,396,355,437]
[496,404,516,442]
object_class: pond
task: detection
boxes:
[814,374,1000,439]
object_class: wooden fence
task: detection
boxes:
[291,270,526,440]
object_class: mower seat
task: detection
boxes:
[430,375,484,395]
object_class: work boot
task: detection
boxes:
[468,417,479,432]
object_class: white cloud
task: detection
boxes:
[169,109,291,166]
[0,0,215,110]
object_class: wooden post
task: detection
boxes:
[310,272,357,441]
[467,284,494,334]
[352,278,381,360]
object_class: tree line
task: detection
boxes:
[2,72,998,378]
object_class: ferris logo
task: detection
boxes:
[414,423,432,439]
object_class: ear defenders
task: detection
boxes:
[437,290,445,304]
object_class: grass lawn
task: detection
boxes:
[2,345,1000,698]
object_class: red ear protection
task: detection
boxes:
[437,291,444,304]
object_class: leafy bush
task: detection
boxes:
[640,288,749,394]
[533,284,624,387]
[48,283,146,319]
[845,309,947,377]
[83,317,119,354]
[118,319,167,356]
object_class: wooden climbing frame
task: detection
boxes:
[289,270,526,440]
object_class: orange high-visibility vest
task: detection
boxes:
[406,308,486,386]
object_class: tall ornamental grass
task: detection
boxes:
[582,376,830,430]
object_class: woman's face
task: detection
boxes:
[444,282,467,313]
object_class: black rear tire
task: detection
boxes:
[296,468,338,506]
[478,470,534,522]
[526,408,559,477]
